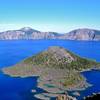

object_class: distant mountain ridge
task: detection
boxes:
[63,28,100,40]
[0,27,100,40]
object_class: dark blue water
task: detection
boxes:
[0,73,38,100]
[0,40,100,100]
[78,70,100,99]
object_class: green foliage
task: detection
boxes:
[2,46,100,89]
[58,71,84,87]
[23,47,98,71]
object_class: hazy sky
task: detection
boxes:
[0,0,100,32]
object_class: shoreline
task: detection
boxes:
[2,68,98,90]
[80,67,100,73]
[2,66,100,100]
[83,92,100,100]
[1,70,90,100]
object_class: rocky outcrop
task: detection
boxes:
[0,27,59,40]
[60,29,100,40]
[56,94,77,100]
[0,27,100,40]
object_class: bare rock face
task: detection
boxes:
[0,27,59,40]
[66,29,95,40]
[0,27,100,40]
[61,29,100,40]
[47,46,75,63]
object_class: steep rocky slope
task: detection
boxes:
[0,27,100,40]
[0,27,59,40]
[61,29,100,40]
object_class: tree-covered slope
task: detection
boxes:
[23,46,98,70]
[2,46,100,91]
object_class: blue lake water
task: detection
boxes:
[0,40,100,100]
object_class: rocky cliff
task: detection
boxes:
[0,27,59,40]
[62,29,100,40]
[0,27,100,40]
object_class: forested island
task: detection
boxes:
[2,46,100,100]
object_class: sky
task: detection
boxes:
[0,0,100,32]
